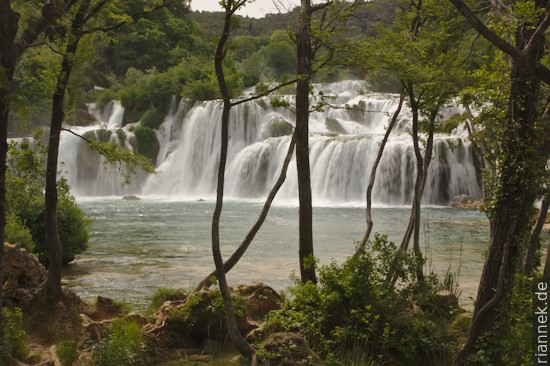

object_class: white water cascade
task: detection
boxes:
[59,80,482,205]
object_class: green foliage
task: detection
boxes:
[56,340,79,366]
[266,234,459,365]
[140,108,165,130]
[132,126,160,165]
[464,275,535,365]
[91,319,144,366]
[5,213,35,251]
[6,141,90,264]
[147,287,187,313]
[0,307,27,366]
[167,289,246,340]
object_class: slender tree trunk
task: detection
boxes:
[0,0,19,336]
[38,13,86,300]
[359,92,404,251]
[295,0,317,284]
[523,194,550,275]
[400,88,421,251]
[457,20,545,361]
[196,133,296,291]
[212,1,256,361]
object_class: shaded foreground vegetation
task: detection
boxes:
[0,233,538,365]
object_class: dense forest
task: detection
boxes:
[0,0,549,365]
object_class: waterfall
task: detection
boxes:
[58,80,482,205]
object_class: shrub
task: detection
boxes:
[5,213,35,251]
[140,108,165,130]
[464,274,535,365]
[6,141,90,264]
[57,340,78,366]
[91,319,144,366]
[0,307,27,365]
[133,126,160,165]
[147,287,187,313]
[266,234,459,365]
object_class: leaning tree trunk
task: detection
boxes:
[457,24,545,361]
[400,88,422,251]
[196,133,296,291]
[211,1,256,361]
[295,0,317,284]
[358,91,404,251]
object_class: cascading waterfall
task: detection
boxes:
[58,80,482,205]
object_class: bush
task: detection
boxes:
[91,319,144,366]
[5,213,35,251]
[147,287,187,313]
[6,141,90,264]
[266,234,459,365]
[133,126,160,165]
[0,307,27,365]
[140,108,165,130]
[57,340,78,366]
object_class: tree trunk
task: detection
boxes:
[523,194,550,275]
[0,0,20,336]
[457,18,545,361]
[212,1,256,361]
[359,91,404,251]
[400,87,422,251]
[295,0,317,284]
[37,7,87,300]
[196,133,296,291]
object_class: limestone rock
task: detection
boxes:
[122,195,140,200]
[3,243,47,307]
[258,332,321,366]
[435,290,459,311]
[88,295,128,320]
[232,282,282,321]
[450,195,481,209]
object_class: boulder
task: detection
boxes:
[122,195,140,200]
[3,243,47,307]
[450,195,481,209]
[232,282,282,321]
[258,332,321,366]
[435,290,459,311]
[87,296,128,321]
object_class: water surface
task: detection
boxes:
[62,198,503,310]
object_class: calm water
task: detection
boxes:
[64,198,493,310]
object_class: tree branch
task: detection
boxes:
[448,0,550,85]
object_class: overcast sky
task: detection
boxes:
[191,0,301,18]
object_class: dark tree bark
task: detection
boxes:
[451,2,549,361]
[37,0,90,301]
[0,0,77,334]
[0,2,19,334]
[211,0,256,361]
[359,91,404,250]
[295,0,317,284]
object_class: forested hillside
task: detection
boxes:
[8,0,400,136]
[1,0,549,365]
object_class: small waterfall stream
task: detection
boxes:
[59,80,482,205]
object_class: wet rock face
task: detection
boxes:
[3,243,47,307]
